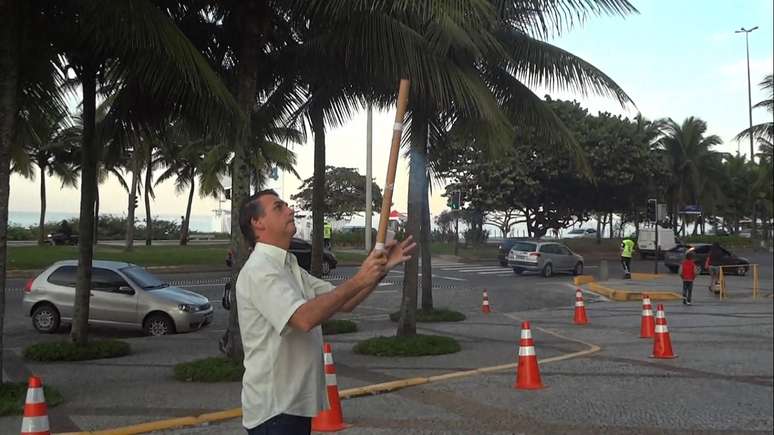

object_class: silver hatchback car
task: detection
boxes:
[22,260,213,336]
[507,241,584,277]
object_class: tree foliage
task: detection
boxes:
[292,166,382,220]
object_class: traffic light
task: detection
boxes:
[270,166,279,180]
[450,190,461,210]
[646,199,657,221]
[224,188,231,200]
[132,196,138,210]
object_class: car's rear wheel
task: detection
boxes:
[32,303,60,333]
[144,313,176,336]
[513,267,524,275]
[500,261,508,267]
[573,262,584,276]
[542,263,553,278]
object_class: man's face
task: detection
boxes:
[254,194,296,239]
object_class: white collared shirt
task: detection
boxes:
[236,242,335,429]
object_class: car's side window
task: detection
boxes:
[559,246,572,255]
[47,265,78,287]
[92,268,128,292]
[539,245,553,253]
[694,246,710,254]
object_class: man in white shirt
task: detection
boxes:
[236,189,415,434]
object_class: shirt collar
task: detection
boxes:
[253,242,289,265]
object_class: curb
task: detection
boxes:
[573,275,595,285]
[586,282,681,302]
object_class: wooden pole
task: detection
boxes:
[375,79,411,251]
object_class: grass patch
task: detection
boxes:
[7,244,227,270]
[332,250,368,264]
[353,334,461,357]
[430,242,498,260]
[0,383,64,416]
[389,308,466,323]
[24,340,130,362]
[174,357,244,382]
[322,319,358,335]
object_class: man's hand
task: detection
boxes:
[383,236,417,270]
[355,248,387,287]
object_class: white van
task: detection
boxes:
[636,226,677,258]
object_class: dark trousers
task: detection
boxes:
[682,281,693,302]
[621,256,632,273]
[246,414,311,435]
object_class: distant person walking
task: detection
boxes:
[620,237,635,278]
[706,242,723,293]
[323,221,332,249]
[680,251,696,305]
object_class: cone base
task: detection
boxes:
[573,320,588,325]
[640,334,654,338]
[312,422,351,432]
[514,383,545,390]
[650,354,677,359]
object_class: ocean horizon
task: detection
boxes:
[9,210,217,233]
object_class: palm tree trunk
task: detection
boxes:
[38,164,47,245]
[609,213,614,238]
[144,145,153,246]
[595,214,602,245]
[310,104,325,277]
[221,0,265,363]
[397,110,426,337]
[93,186,99,245]
[125,154,140,250]
[0,0,22,381]
[72,63,100,345]
[181,175,194,246]
[420,169,433,312]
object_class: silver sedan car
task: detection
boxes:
[507,241,584,277]
[22,260,213,336]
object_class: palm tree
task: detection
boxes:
[736,74,773,153]
[14,1,241,346]
[656,117,723,232]
[12,109,80,244]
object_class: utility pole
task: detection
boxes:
[736,26,758,161]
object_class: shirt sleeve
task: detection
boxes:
[248,268,306,336]
[300,268,336,297]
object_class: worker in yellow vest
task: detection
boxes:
[323,221,332,249]
[621,237,635,279]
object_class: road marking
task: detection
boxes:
[477,270,516,275]
[432,275,467,281]
[456,267,508,272]
[374,290,397,294]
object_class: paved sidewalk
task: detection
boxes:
[1,273,771,434]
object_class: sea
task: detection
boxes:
[8,210,217,233]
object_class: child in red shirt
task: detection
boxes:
[680,251,696,305]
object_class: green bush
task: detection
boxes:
[0,383,64,416]
[389,308,466,323]
[353,334,461,357]
[322,319,358,335]
[683,235,753,248]
[174,357,244,382]
[6,224,35,241]
[23,340,130,362]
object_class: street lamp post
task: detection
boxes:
[735,26,758,161]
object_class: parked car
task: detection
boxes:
[663,243,750,276]
[23,260,213,336]
[47,231,79,246]
[563,228,597,239]
[290,238,338,276]
[507,241,584,277]
[497,238,525,266]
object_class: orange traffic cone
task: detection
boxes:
[20,375,50,435]
[482,289,492,314]
[651,304,677,359]
[514,321,544,390]
[312,343,350,432]
[573,288,588,325]
[640,294,655,338]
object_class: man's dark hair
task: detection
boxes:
[239,189,279,247]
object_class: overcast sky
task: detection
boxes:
[9,0,774,225]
